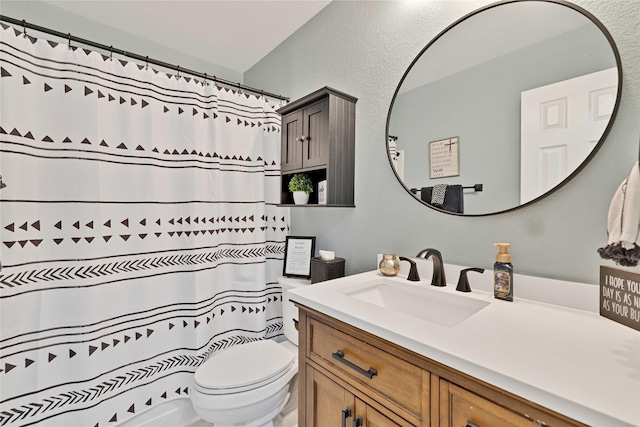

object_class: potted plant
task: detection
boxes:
[288,173,313,205]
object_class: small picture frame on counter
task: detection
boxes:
[283,236,316,279]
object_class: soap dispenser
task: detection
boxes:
[493,243,513,301]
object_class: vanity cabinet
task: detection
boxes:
[296,305,587,427]
[277,87,356,207]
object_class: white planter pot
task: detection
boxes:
[293,191,310,205]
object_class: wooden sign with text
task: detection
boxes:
[600,266,640,332]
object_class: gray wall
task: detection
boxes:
[245,0,640,284]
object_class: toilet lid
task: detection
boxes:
[195,340,294,391]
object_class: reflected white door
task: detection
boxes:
[520,67,617,204]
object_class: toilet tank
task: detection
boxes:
[279,276,310,346]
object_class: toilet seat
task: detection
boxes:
[195,340,295,394]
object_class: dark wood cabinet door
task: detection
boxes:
[281,110,303,172]
[302,99,329,169]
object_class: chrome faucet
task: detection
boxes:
[416,248,446,287]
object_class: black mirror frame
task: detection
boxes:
[385,0,623,216]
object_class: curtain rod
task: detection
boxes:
[0,15,290,102]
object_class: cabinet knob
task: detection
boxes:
[301,135,308,141]
[353,416,363,427]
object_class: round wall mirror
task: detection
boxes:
[386,0,622,216]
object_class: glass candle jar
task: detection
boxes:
[378,254,400,276]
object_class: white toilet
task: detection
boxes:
[191,276,306,427]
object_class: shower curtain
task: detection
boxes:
[0,23,288,426]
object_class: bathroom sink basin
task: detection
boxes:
[340,280,489,327]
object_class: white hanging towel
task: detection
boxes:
[598,161,640,266]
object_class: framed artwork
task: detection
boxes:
[429,137,460,178]
[283,236,316,278]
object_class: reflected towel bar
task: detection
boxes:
[410,184,483,194]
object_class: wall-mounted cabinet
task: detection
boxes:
[277,87,357,207]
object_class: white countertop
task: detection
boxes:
[288,264,640,427]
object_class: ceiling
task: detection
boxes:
[39,0,332,74]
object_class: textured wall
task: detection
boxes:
[245,0,640,284]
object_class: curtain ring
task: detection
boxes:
[109,45,113,61]
[22,19,27,38]
[145,56,149,70]
[68,33,72,50]
[203,73,207,86]
[176,65,180,78]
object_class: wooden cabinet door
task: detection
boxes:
[356,397,413,427]
[281,110,303,172]
[306,365,354,427]
[305,365,415,427]
[443,383,537,427]
[302,99,329,169]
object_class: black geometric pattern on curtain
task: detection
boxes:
[0,23,289,426]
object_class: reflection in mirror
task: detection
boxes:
[387,0,621,216]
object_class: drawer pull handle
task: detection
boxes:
[353,416,363,427]
[341,406,352,427]
[465,422,479,427]
[332,350,378,379]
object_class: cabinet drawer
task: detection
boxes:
[448,383,545,427]
[308,318,422,417]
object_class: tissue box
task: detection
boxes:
[310,257,345,284]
